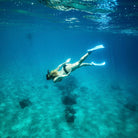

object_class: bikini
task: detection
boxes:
[63,64,69,74]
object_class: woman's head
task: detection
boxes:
[46,70,58,80]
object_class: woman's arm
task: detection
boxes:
[53,75,65,83]
[56,62,66,71]
[56,58,71,71]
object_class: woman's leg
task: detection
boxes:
[78,44,104,65]
[67,53,91,72]
[77,52,90,65]
[80,63,92,67]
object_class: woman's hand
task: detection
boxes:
[65,58,71,63]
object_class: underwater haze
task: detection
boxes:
[0,0,138,137]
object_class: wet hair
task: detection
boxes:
[46,70,58,80]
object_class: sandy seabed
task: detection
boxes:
[0,65,138,138]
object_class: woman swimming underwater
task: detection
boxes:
[46,45,106,83]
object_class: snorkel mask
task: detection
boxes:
[46,70,51,80]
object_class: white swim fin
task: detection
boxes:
[91,61,106,66]
[87,44,104,52]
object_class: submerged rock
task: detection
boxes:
[19,99,32,109]
[55,76,78,123]
[62,96,77,105]
[66,114,75,123]
[65,106,76,123]
[65,106,76,114]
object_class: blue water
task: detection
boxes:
[0,0,138,137]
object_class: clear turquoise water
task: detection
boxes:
[0,0,138,137]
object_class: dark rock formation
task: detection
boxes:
[19,98,32,109]
[54,76,78,123]
[65,106,76,123]
[62,96,77,105]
